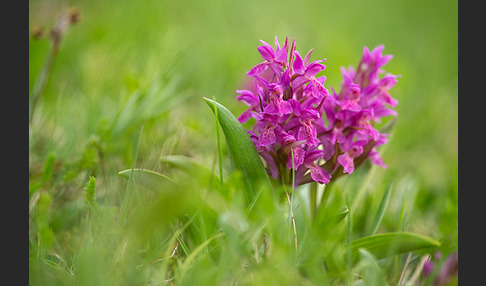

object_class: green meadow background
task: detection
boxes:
[29,0,457,284]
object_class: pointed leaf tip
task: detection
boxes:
[202,97,272,202]
[118,168,177,192]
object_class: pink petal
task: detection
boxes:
[368,150,387,168]
[304,48,314,66]
[275,47,288,63]
[321,138,335,161]
[263,103,278,115]
[286,147,306,169]
[371,45,385,59]
[238,108,253,123]
[291,75,310,90]
[280,69,291,88]
[258,40,275,61]
[340,100,361,112]
[309,165,331,184]
[258,46,274,62]
[297,123,318,146]
[310,79,329,98]
[291,99,302,115]
[338,153,355,174]
[378,89,398,108]
[283,117,301,131]
[274,36,280,49]
[305,61,326,77]
[259,151,279,180]
[279,99,293,115]
[282,36,289,52]
[362,46,372,64]
[304,149,324,164]
[377,54,393,67]
[247,62,268,76]
[236,90,258,106]
[293,51,306,75]
[259,127,276,146]
[269,62,284,77]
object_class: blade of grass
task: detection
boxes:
[118,168,178,191]
[160,155,220,182]
[393,197,408,283]
[351,164,378,211]
[291,148,295,190]
[397,197,407,232]
[406,255,429,285]
[248,188,262,212]
[169,222,190,258]
[213,96,224,193]
[198,213,210,259]
[367,180,393,236]
[177,232,224,283]
[285,191,298,254]
[357,248,387,286]
[284,149,298,253]
[118,120,145,227]
[346,195,353,286]
[397,253,412,286]
[310,181,317,220]
[157,211,200,281]
[318,181,332,214]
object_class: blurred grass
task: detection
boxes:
[29,0,457,284]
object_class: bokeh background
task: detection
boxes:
[29,0,457,282]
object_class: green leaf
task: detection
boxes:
[212,96,225,192]
[356,249,387,286]
[203,97,272,203]
[161,155,221,188]
[368,181,393,235]
[177,232,224,283]
[350,232,440,262]
[118,120,145,228]
[325,232,440,274]
[335,206,349,221]
[118,168,177,192]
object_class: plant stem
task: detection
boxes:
[310,181,317,220]
[285,191,298,253]
[88,195,92,223]
[88,194,93,242]
[118,120,145,227]
[291,148,295,189]
[318,181,333,213]
[29,37,60,124]
[289,149,297,253]
[30,8,72,124]
[345,196,352,286]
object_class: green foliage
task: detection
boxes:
[41,152,56,186]
[355,249,388,286]
[29,0,457,284]
[367,181,393,236]
[161,155,221,189]
[84,176,96,216]
[203,97,272,203]
[118,168,177,191]
[350,232,440,260]
[62,137,102,182]
[84,176,96,203]
[36,192,55,251]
